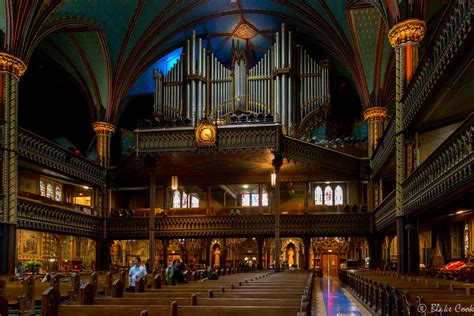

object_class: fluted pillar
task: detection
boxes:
[92,122,115,168]
[388,18,426,273]
[364,107,387,157]
[0,52,27,275]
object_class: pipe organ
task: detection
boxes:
[153,24,330,133]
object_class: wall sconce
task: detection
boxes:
[171,176,178,190]
[271,172,276,188]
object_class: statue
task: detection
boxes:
[288,248,294,266]
[214,248,221,268]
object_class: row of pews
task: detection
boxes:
[339,269,474,316]
[1,268,314,316]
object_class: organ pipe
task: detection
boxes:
[151,23,329,129]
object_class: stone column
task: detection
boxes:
[363,107,388,157]
[406,220,419,274]
[163,186,169,216]
[0,52,26,275]
[92,122,115,168]
[258,183,263,214]
[304,182,309,214]
[149,169,157,270]
[388,18,426,274]
[162,238,169,267]
[257,237,264,270]
[272,153,283,272]
[206,186,211,215]
[368,235,382,270]
[303,237,311,270]
[95,239,112,271]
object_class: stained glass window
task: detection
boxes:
[465,223,470,256]
[55,186,62,201]
[334,185,343,205]
[324,186,333,205]
[251,194,259,206]
[172,190,181,208]
[314,186,323,205]
[182,192,188,208]
[46,183,54,199]
[241,193,250,206]
[40,180,46,197]
[262,192,269,206]
[191,195,199,208]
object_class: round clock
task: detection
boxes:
[200,127,213,141]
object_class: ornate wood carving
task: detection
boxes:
[107,213,372,239]
[18,127,106,186]
[402,1,473,129]
[282,136,362,176]
[403,114,474,215]
[371,117,395,176]
[17,198,103,238]
[373,191,396,231]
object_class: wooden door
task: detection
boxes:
[322,254,338,277]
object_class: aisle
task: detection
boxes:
[314,277,370,316]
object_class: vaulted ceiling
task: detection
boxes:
[0,0,448,124]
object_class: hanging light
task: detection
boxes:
[271,172,276,188]
[171,176,178,190]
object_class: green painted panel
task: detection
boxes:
[48,32,98,107]
[74,31,108,109]
[379,30,393,88]
[122,0,173,63]
[350,7,380,93]
[52,0,137,67]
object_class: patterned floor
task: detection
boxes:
[314,277,371,316]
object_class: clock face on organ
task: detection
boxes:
[200,128,213,141]
[195,121,216,147]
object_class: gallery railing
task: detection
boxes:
[135,123,281,154]
[17,128,106,186]
[371,116,395,176]
[282,136,362,177]
[403,114,474,215]
[17,198,103,239]
[106,213,372,239]
[372,190,396,232]
[403,0,474,129]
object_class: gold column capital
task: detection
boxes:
[0,52,27,76]
[92,121,115,135]
[388,19,426,47]
[363,107,388,122]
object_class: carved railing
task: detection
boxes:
[106,213,371,239]
[403,114,474,215]
[282,136,362,176]
[17,198,103,239]
[371,116,395,175]
[18,128,106,186]
[136,124,281,154]
[372,190,396,231]
[403,0,474,128]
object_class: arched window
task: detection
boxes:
[55,186,62,201]
[191,195,199,208]
[241,193,250,207]
[261,192,269,206]
[40,180,46,197]
[182,192,188,208]
[334,185,343,205]
[172,190,181,208]
[314,186,323,205]
[324,186,333,205]
[46,183,54,199]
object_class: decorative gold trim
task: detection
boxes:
[195,121,217,148]
[0,52,27,76]
[363,107,387,122]
[388,19,426,47]
[92,121,115,135]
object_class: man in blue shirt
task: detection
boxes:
[128,257,147,292]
